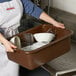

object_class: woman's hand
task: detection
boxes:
[39,12,65,29]
[3,40,17,52]
[53,21,65,29]
[0,33,17,52]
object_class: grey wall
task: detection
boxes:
[52,0,76,14]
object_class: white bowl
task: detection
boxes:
[34,33,55,43]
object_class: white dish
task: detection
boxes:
[21,42,48,51]
[34,33,55,43]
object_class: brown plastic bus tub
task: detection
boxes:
[7,24,73,70]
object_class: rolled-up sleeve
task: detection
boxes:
[21,0,43,19]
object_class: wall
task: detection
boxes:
[41,0,76,14]
[52,0,76,14]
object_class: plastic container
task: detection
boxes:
[7,24,73,70]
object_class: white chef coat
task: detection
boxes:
[0,0,23,76]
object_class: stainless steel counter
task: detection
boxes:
[42,42,76,76]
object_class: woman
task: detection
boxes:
[0,0,65,76]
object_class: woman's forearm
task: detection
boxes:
[39,12,57,25]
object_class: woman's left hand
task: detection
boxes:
[53,22,65,29]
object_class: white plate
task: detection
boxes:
[21,42,49,51]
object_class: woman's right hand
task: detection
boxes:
[3,40,17,52]
[0,33,17,52]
